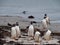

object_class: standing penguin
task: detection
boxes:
[28,22,34,37]
[43,30,51,41]
[34,31,41,42]
[15,22,21,38]
[41,17,48,30]
[44,14,50,25]
[11,24,16,39]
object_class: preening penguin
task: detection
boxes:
[43,30,52,41]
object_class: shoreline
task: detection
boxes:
[0,16,60,32]
[0,16,60,45]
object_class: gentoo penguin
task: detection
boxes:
[28,22,34,37]
[44,14,50,25]
[43,29,52,41]
[15,22,21,38]
[34,31,41,42]
[41,17,48,30]
[11,24,16,39]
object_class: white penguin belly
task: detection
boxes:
[28,25,34,36]
[11,27,16,38]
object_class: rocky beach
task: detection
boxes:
[0,16,60,45]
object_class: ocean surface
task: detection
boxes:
[0,0,60,22]
[0,7,60,22]
[0,0,60,21]
[0,0,60,31]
